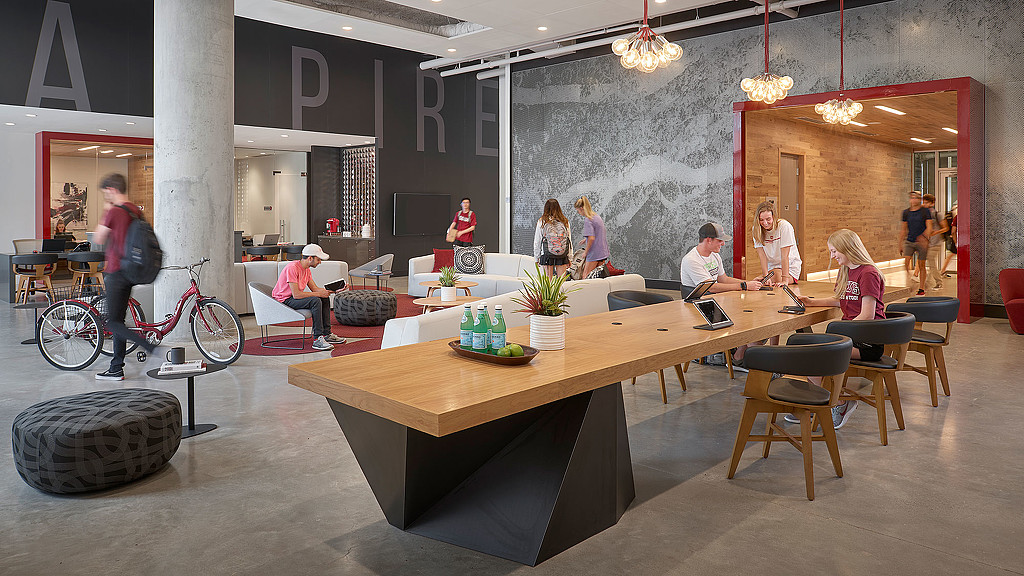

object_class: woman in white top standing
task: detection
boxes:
[751,200,802,286]
[533,199,572,277]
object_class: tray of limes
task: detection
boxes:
[447,341,540,366]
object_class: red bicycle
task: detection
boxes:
[36,258,244,370]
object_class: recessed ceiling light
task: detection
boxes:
[281,134,288,138]
[4,122,14,126]
[260,152,267,155]
[364,141,372,144]
[342,26,352,31]
[116,153,132,157]
[910,137,932,144]
[655,0,667,3]
[874,105,906,115]
[942,127,958,134]
[447,48,456,53]
[247,140,254,143]
[78,145,99,151]
[100,149,114,154]
[25,113,36,118]
[849,120,868,127]
[125,121,135,125]
[537,26,548,31]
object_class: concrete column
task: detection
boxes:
[153,0,234,337]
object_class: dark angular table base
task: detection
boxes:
[327,382,635,566]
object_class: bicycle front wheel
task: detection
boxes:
[36,300,104,371]
[190,298,244,365]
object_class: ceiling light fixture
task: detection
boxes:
[655,0,666,3]
[849,120,868,127]
[537,26,548,31]
[100,150,114,154]
[910,137,932,144]
[611,0,682,73]
[281,134,289,138]
[447,48,456,52]
[116,153,132,157]
[740,3,793,104]
[342,26,353,31]
[815,0,862,124]
[97,128,107,132]
[25,113,36,117]
[78,145,99,151]
[125,121,135,125]
[4,122,14,126]
[942,127,958,134]
[874,105,906,115]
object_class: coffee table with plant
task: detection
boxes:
[511,264,579,351]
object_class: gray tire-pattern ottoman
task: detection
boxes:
[12,388,182,494]
[334,290,398,326]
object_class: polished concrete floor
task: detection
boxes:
[2,275,1021,576]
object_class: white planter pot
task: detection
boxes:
[439,286,457,302]
[530,314,565,351]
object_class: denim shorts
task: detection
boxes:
[903,240,927,260]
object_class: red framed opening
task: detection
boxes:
[35,131,154,239]
[732,77,983,323]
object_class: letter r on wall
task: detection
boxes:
[417,69,446,153]
[292,46,329,130]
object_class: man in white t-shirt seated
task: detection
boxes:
[679,222,762,370]
[680,222,763,294]
[272,244,347,351]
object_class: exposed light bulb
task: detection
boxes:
[740,73,794,104]
[611,38,630,55]
[612,20,680,73]
[816,97,864,124]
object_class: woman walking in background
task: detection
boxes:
[573,195,610,278]
[533,199,572,278]
[751,201,802,287]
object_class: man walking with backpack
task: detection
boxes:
[93,173,158,380]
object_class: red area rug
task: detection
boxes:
[279,293,421,339]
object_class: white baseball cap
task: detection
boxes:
[301,244,330,260]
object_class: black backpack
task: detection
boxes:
[117,205,163,284]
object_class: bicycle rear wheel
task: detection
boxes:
[36,300,103,371]
[190,298,244,365]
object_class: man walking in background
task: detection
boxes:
[900,191,932,296]
[922,194,948,291]
[447,197,476,247]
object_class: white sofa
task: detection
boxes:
[230,260,348,315]
[382,274,646,349]
[407,253,538,298]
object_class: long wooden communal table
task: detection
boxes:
[288,280,912,565]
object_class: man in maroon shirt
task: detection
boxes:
[447,197,476,247]
[92,173,156,380]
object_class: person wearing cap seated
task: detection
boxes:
[272,244,346,351]
[680,222,763,370]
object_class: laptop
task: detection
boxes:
[778,284,806,314]
[41,239,67,253]
[691,297,734,330]
[260,233,280,246]
[682,279,717,302]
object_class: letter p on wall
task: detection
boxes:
[292,46,330,130]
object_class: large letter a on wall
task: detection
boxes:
[26,1,91,111]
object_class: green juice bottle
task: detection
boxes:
[460,304,474,349]
[472,305,489,353]
[491,305,507,351]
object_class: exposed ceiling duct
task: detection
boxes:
[282,0,489,38]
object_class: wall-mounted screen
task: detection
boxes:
[393,193,451,236]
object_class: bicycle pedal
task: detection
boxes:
[137,351,147,362]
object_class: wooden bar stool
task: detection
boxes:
[12,253,58,304]
[66,252,106,295]
[886,297,959,406]
[825,311,916,446]
[727,333,853,500]
[246,246,281,262]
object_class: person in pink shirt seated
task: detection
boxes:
[272,244,346,351]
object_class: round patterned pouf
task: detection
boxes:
[334,290,398,326]
[12,388,182,494]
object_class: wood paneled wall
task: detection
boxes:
[128,156,154,217]
[744,113,912,278]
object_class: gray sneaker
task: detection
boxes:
[312,336,334,351]
[831,400,858,429]
[706,352,726,366]
[324,333,346,344]
[783,413,800,424]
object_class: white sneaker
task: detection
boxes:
[783,413,800,424]
[312,336,334,351]
[831,400,858,429]
[324,333,346,344]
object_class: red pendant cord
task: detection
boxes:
[644,0,649,24]
[764,2,770,73]
[839,0,845,92]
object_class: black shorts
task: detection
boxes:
[853,342,884,362]
[453,240,471,247]
[946,237,957,254]
[539,254,569,266]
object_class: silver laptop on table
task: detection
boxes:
[260,233,280,246]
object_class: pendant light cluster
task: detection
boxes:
[740,2,793,104]
[611,0,682,73]
[814,0,863,124]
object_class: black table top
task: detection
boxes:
[146,363,227,381]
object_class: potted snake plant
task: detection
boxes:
[511,264,578,350]
[437,266,460,302]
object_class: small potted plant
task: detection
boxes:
[437,266,460,302]
[511,264,578,350]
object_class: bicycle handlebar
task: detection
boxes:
[162,257,211,271]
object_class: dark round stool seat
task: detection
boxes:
[12,389,182,494]
[66,251,106,264]
[282,245,306,260]
[334,290,398,326]
[607,290,672,311]
[12,253,59,266]
[246,246,281,256]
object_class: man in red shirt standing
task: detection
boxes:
[272,244,346,351]
[92,173,157,380]
[447,197,476,247]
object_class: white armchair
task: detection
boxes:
[247,282,313,350]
